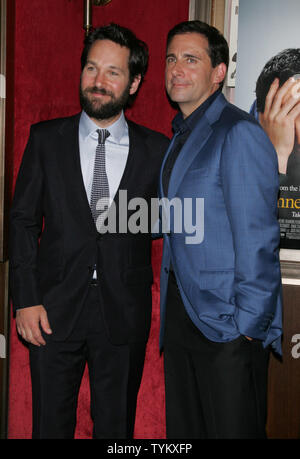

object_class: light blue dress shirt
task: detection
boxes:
[79,110,129,279]
[78,110,129,204]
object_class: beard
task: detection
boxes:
[79,81,131,120]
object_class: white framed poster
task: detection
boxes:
[226,0,239,87]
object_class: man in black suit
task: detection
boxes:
[9,23,169,439]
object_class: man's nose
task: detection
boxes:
[170,60,184,77]
[94,70,106,87]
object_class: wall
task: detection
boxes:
[7,0,189,439]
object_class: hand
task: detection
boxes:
[16,305,52,346]
[259,77,300,174]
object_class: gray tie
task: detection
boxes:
[90,129,110,231]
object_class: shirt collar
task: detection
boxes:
[172,89,221,134]
[79,110,127,144]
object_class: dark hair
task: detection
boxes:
[81,23,149,85]
[166,20,229,88]
[256,48,300,112]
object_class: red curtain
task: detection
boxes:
[7,0,189,439]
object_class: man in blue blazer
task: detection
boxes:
[159,20,282,439]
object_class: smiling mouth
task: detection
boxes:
[91,92,111,98]
[91,91,112,98]
[170,80,189,88]
[86,87,113,98]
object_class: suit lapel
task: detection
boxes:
[168,118,212,199]
[113,120,140,208]
[159,131,180,199]
[165,93,228,199]
[56,113,96,234]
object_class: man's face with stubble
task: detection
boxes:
[80,39,140,124]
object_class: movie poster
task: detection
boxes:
[235,0,300,250]
[278,146,300,249]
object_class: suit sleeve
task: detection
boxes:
[9,126,44,311]
[220,120,282,345]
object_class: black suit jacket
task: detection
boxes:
[9,113,169,344]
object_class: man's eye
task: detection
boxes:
[187,57,197,64]
[166,57,176,64]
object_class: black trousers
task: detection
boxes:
[164,271,270,439]
[29,285,146,439]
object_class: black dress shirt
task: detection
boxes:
[162,90,221,196]
[162,90,221,273]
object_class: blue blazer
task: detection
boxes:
[159,93,283,354]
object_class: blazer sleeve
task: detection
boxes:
[9,126,44,311]
[220,119,282,347]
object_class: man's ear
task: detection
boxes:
[129,75,142,95]
[213,63,227,86]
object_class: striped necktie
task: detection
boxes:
[90,129,110,231]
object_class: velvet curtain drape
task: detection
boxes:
[7,0,189,439]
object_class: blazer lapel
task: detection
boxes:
[168,118,213,199]
[165,92,228,199]
[97,119,149,232]
[159,131,180,199]
[114,121,140,198]
[56,113,96,234]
